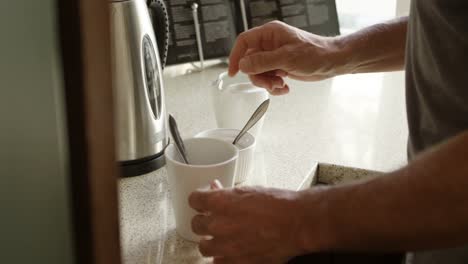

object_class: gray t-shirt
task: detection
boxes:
[406,0,468,263]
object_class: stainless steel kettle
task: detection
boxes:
[110,0,170,177]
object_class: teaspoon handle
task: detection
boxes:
[233,99,270,145]
[169,115,189,164]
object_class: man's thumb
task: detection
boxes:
[239,49,287,75]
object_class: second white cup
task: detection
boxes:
[211,72,269,139]
[195,128,256,184]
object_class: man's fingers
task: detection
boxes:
[213,257,251,264]
[269,84,290,96]
[213,255,268,264]
[228,27,264,76]
[239,48,288,75]
[191,214,212,235]
[249,74,290,95]
[188,189,235,214]
[249,74,285,91]
[268,69,288,77]
[191,214,238,236]
[189,190,218,212]
[214,256,286,264]
[199,237,247,257]
[248,74,270,89]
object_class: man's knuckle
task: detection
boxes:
[247,56,260,71]
[238,31,250,42]
[258,53,269,65]
[208,192,223,207]
[266,20,283,27]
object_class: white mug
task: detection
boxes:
[165,137,239,242]
[211,72,269,139]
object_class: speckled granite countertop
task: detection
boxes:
[119,63,408,264]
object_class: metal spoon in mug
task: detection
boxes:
[169,115,190,164]
[232,99,270,145]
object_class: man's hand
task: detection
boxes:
[188,186,312,263]
[228,18,408,95]
[228,20,346,95]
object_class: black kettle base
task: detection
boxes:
[119,151,166,177]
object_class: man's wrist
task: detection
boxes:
[329,35,358,75]
[294,187,337,254]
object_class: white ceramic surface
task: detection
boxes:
[211,72,269,139]
[195,128,256,183]
[165,137,238,242]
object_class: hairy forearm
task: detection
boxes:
[335,16,408,74]
[300,130,468,252]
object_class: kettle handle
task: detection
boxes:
[148,0,170,69]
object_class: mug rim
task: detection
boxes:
[165,137,239,168]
